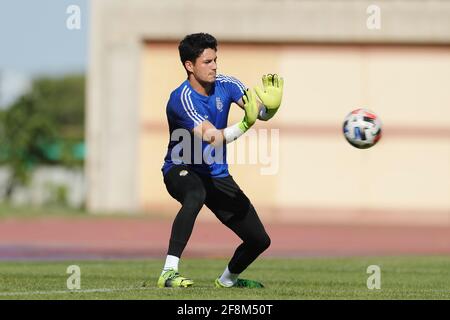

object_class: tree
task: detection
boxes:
[0,74,85,199]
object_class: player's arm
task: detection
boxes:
[193,89,259,147]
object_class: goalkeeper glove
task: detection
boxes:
[254,74,284,120]
[239,88,259,132]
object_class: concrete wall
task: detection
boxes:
[88,0,450,225]
[0,167,85,208]
[140,43,450,225]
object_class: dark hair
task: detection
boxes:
[178,33,217,67]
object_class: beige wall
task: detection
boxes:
[89,0,450,225]
[140,43,450,225]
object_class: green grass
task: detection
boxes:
[0,203,164,220]
[0,257,449,300]
[0,203,87,219]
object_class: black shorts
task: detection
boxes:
[163,165,253,223]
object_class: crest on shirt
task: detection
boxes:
[216,97,223,112]
[179,170,188,176]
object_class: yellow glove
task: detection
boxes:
[239,88,259,132]
[254,74,284,110]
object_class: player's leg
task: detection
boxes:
[164,166,206,259]
[217,205,270,288]
[204,176,271,288]
[152,165,206,288]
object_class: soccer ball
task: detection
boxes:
[343,108,382,149]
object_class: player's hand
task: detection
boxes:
[254,74,284,110]
[239,88,259,131]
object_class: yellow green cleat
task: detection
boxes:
[154,269,194,288]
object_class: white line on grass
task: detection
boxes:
[1,287,449,297]
[0,287,158,297]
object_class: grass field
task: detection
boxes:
[0,256,449,300]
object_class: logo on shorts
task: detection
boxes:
[216,97,223,112]
[179,170,188,176]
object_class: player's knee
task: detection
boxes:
[259,233,271,251]
[183,188,206,210]
[249,233,271,253]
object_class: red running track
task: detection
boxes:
[0,217,449,260]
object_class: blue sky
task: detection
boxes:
[0,0,88,107]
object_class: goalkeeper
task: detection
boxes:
[150,33,284,289]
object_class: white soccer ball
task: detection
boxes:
[343,108,382,149]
